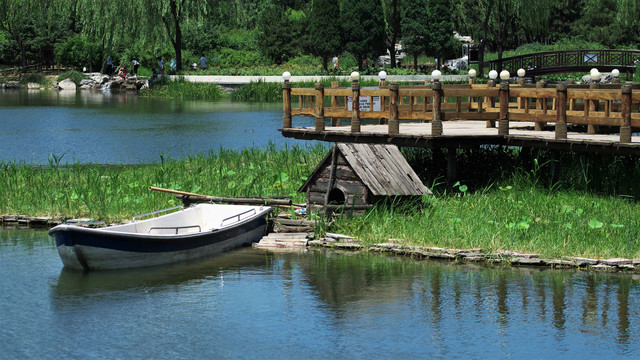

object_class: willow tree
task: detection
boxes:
[76,0,139,72]
[144,0,212,71]
[453,0,552,75]
[0,0,38,67]
[616,0,640,44]
[76,0,210,71]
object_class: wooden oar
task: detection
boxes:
[149,186,303,208]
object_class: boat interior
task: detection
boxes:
[102,204,268,235]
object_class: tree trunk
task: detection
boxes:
[322,55,328,71]
[16,34,27,68]
[174,22,182,71]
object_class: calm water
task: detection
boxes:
[1,229,639,359]
[0,89,315,164]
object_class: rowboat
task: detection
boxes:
[49,203,272,271]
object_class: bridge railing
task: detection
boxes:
[282,80,640,144]
[488,49,640,76]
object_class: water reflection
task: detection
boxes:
[294,250,639,352]
[3,229,640,358]
[52,247,270,298]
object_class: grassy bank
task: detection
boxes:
[2,146,639,259]
[0,144,327,223]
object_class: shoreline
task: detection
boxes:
[3,214,639,274]
[307,238,640,274]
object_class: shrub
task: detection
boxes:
[54,34,102,71]
[213,48,270,68]
[56,70,86,85]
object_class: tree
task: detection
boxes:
[400,0,427,68]
[309,0,342,70]
[144,0,211,71]
[424,0,458,70]
[257,3,308,64]
[382,0,402,68]
[0,0,37,67]
[453,0,552,75]
[342,0,386,70]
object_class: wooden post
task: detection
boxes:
[469,76,476,85]
[620,84,632,143]
[351,79,361,133]
[315,82,325,131]
[432,82,443,136]
[567,78,576,110]
[389,83,399,134]
[486,80,496,128]
[517,77,526,109]
[535,80,546,131]
[588,80,599,134]
[282,80,292,128]
[555,83,568,140]
[330,81,340,126]
[498,82,509,135]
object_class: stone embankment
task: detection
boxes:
[251,216,640,273]
[53,74,148,91]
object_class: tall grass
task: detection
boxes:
[332,173,640,259]
[4,145,640,259]
[231,78,391,102]
[139,77,227,100]
[0,144,328,223]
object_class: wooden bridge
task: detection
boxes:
[279,79,640,172]
[487,49,640,77]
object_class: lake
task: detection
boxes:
[1,229,639,359]
[0,89,315,165]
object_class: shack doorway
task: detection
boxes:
[327,187,346,205]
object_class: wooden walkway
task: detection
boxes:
[282,121,640,155]
[280,80,640,157]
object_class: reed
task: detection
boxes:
[330,149,640,260]
[0,144,328,223]
[3,145,640,259]
[139,77,227,100]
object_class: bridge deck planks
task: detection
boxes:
[280,120,640,156]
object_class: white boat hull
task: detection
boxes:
[49,204,271,271]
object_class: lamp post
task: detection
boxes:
[590,68,601,83]
[499,70,510,83]
[378,70,387,87]
[498,70,510,135]
[468,69,476,84]
[282,71,292,128]
[517,68,525,86]
[612,68,620,84]
[431,69,442,83]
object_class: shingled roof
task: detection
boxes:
[300,143,431,196]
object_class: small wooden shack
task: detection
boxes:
[299,143,431,210]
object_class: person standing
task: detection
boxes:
[107,56,114,75]
[199,55,208,70]
[157,57,164,75]
[131,59,140,76]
